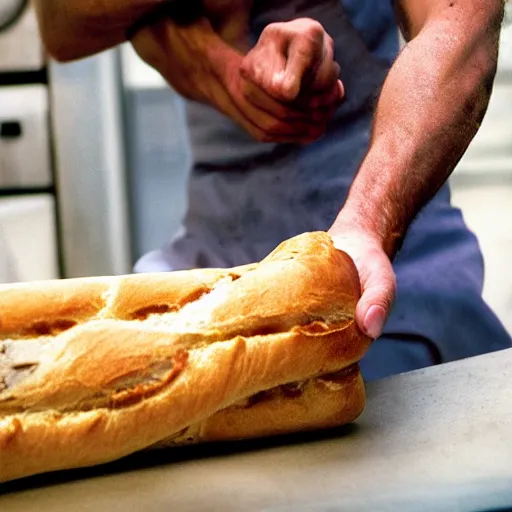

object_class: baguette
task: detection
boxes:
[151,365,365,448]
[0,231,370,483]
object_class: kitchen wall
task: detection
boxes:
[0,4,61,284]
[450,19,512,334]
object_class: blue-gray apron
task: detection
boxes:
[135,0,512,381]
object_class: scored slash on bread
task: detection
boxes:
[0,231,370,483]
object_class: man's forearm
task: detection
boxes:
[34,0,175,61]
[130,16,238,103]
[335,1,504,257]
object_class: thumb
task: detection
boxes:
[355,254,396,340]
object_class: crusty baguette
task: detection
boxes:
[152,365,365,447]
[0,231,370,482]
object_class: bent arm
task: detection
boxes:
[332,0,504,256]
[33,0,175,61]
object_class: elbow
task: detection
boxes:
[469,1,505,98]
[455,8,504,131]
[35,3,100,62]
[488,0,506,29]
[33,4,74,62]
[49,46,89,64]
[462,45,498,130]
[38,18,89,62]
[481,0,505,69]
[44,39,80,63]
[473,39,499,97]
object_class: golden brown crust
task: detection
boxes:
[0,232,370,483]
[0,278,109,337]
[154,365,365,446]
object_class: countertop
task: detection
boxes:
[1,349,512,512]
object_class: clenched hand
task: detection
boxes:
[237,18,344,143]
[131,13,343,144]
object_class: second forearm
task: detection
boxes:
[335,3,503,257]
[34,0,172,61]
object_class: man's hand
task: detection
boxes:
[326,0,504,338]
[237,18,345,143]
[131,15,343,144]
[328,226,396,340]
[242,19,344,106]
[130,18,312,143]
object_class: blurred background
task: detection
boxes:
[0,1,510,334]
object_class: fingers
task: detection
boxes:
[243,19,334,103]
[229,18,346,144]
[295,80,344,112]
[241,79,309,121]
[354,248,396,339]
[240,18,344,119]
[278,24,325,101]
[226,74,327,143]
[307,34,339,93]
[241,58,342,120]
[330,233,396,340]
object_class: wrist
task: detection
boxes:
[332,199,404,260]
[333,140,416,258]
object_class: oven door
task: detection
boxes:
[0,85,52,189]
[0,194,59,283]
[0,85,53,192]
[0,0,44,72]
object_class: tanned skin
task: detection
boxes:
[333,0,503,258]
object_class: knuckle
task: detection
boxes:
[303,18,323,34]
[262,22,285,39]
[287,18,325,43]
[304,20,325,42]
[239,62,252,80]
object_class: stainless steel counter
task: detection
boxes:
[1,349,512,512]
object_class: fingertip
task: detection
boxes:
[359,303,387,340]
[337,79,345,100]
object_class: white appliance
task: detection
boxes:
[0,0,44,71]
[0,194,59,283]
[0,85,52,188]
[48,51,132,277]
[0,3,58,284]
